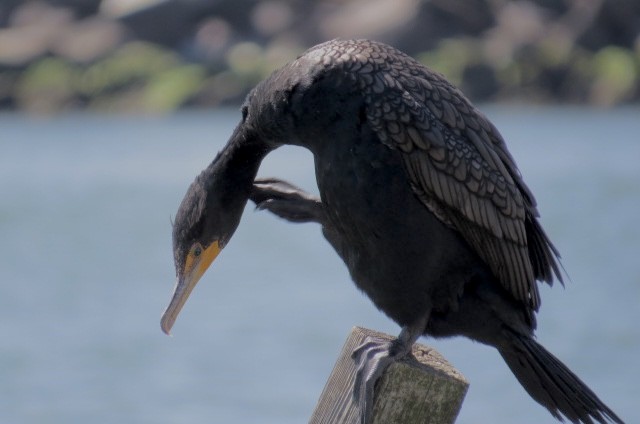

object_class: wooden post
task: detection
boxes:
[309,327,469,424]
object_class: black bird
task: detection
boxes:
[161,39,623,424]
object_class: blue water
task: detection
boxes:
[1,107,638,423]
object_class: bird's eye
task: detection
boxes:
[193,245,202,257]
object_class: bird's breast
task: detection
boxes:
[312,134,475,326]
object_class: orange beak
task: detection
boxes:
[160,241,222,335]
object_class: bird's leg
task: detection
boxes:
[250,178,326,224]
[352,313,430,424]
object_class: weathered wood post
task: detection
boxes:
[309,327,468,424]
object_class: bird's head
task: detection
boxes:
[159,60,311,335]
[161,127,264,335]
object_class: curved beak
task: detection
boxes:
[161,241,222,335]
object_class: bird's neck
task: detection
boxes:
[203,124,270,203]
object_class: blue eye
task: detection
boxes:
[194,246,202,257]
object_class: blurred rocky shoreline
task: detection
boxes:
[1,0,638,113]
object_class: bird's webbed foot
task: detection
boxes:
[352,337,402,424]
[251,178,325,224]
[351,319,428,424]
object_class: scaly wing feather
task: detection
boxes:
[315,40,562,310]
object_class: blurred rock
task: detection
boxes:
[52,17,126,63]
[1,0,639,112]
[190,17,232,63]
[105,0,201,48]
[319,0,418,40]
[251,1,293,37]
[579,0,640,49]
[0,2,73,65]
[48,0,101,18]
[99,0,165,17]
[103,0,261,48]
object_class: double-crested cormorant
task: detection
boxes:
[161,39,623,423]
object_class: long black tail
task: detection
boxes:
[499,334,623,423]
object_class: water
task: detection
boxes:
[1,107,638,424]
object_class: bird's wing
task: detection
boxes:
[347,43,561,309]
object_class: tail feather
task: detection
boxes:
[499,334,623,424]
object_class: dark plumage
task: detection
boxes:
[161,39,623,424]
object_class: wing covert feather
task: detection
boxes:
[310,40,562,309]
